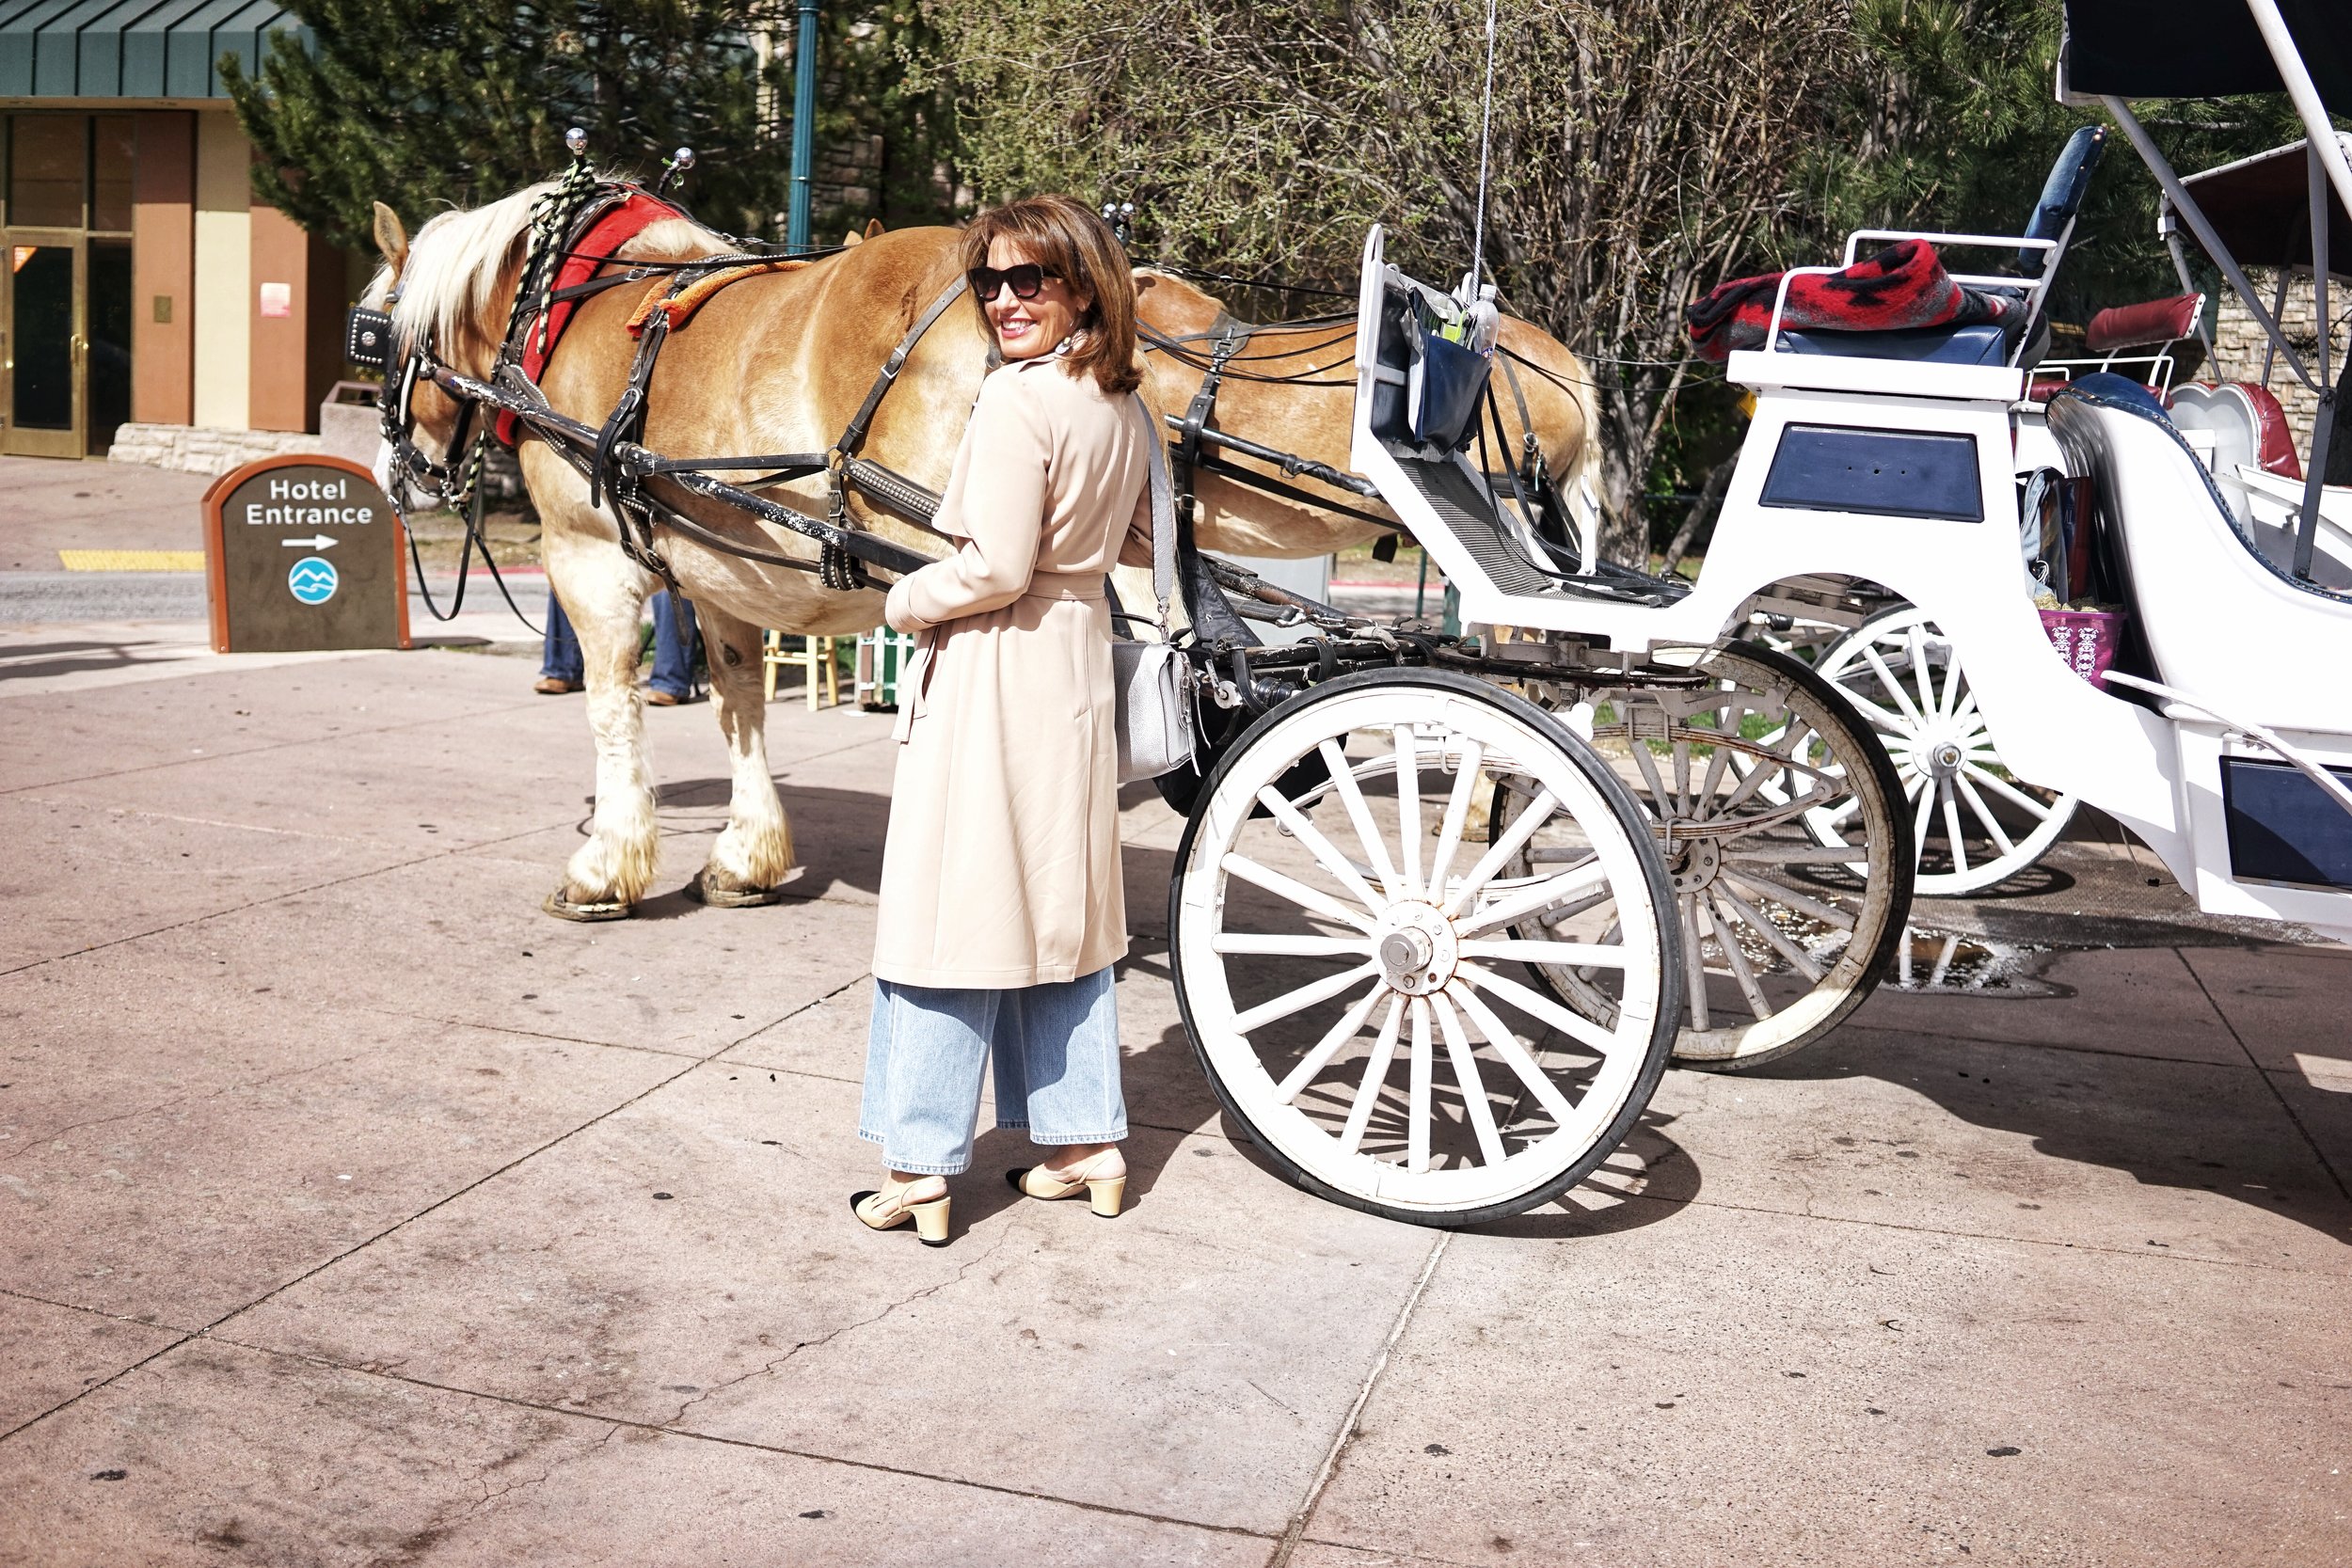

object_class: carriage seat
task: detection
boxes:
[2044,384,2352,612]
[1773,323,2010,367]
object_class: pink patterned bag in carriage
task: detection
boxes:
[2040,608,2125,691]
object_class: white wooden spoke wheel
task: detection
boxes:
[1168,670,1682,1227]
[1502,641,1915,1072]
[1809,606,2079,896]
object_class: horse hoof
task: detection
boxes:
[684,871,790,909]
[543,890,634,922]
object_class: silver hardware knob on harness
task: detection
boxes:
[565,126,589,156]
[671,147,695,171]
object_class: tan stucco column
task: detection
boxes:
[192,111,252,430]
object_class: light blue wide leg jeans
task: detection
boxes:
[858,967,1126,1177]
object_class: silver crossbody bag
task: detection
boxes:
[1110,395,1198,784]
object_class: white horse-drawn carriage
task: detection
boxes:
[1160,0,2352,1223]
[370,0,2351,1227]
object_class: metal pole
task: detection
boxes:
[787,0,818,251]
[2106,95,2319,390]
[2312,143,2331,390]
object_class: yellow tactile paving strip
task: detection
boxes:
[56,549,207,572]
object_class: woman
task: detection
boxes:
[851,195,1158,1246]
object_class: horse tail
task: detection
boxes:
[1567,364,1606,552]
[1537,344,1606,559]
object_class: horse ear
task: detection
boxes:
[864,218,884,239]
[842,228,863,246]
[372,201,409,275]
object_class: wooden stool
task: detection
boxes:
[762,632,843,709]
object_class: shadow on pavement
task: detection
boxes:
[1747,1021,2352,1247]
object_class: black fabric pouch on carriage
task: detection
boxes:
[1406,291,1491,451]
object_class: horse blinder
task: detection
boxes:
[345,306,394,371]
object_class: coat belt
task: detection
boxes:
[1019,568,1106,601]
[891,570,1109,743]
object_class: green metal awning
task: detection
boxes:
[0,0,309,102]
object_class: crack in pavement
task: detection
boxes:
[0,815,581,981]
[170,1336,1279,1546]
[664,1223,1026,1429]
[469,1462,561,1516]
[359,1007,734,1063]
[16,793,392,845]
[1268,1230,1450,1568]
[2178,946,2352,1210]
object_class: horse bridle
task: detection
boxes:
[376,324,483,518]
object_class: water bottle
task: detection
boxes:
[1466,283,1501,356]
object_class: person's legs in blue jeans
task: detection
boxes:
[855,971,1127,1235]
[538,592,583,689]
[648,592,701,700]
[859,980,1001,1179]
[990,967,1127,1147]
[993,967,1127,1196]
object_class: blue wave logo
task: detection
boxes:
[288,558,340,605]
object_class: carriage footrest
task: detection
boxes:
[1394,455,1690,607]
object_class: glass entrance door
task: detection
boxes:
[2,233,84,458]
[2,114,135,459]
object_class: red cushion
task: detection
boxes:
[2084,293,2202,354]
[2234,381,2302,480]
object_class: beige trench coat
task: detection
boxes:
[873,355,1155,988]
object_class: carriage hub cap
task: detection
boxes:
[1667,831,1721,895]
[1927,738,1965,777]
[1375,902,1457,995]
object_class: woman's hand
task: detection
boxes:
[882,579,925,635]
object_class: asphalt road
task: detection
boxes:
[0,567,550,631]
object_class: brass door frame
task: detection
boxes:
[1,228,87,460]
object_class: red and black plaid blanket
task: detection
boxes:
[1685,239,2020,361]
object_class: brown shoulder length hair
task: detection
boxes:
[960,195,1143,397]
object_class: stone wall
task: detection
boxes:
[106,422,322,476]
[814,130,886,235]
[2206,270,2352,451]
[812,19,886,234]
[107,420,524,504]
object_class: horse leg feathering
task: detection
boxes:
[542,521,664,918]
[691,600,800,906]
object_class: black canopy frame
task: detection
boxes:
[2061,0,2352,581]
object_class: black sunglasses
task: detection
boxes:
[967,263,1054,301]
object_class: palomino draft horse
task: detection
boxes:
[365,181,1601,917]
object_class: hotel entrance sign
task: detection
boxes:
[203,454,411,653]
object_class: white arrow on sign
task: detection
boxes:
[279,534,342,550]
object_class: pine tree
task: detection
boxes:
[222,1,798,251]
[1826,0,2309,328]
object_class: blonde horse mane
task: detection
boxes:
[368,178,730,358]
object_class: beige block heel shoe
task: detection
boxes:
[850,1183,952,1246]
[1007,1154,1126,1218]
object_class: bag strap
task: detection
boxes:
[1136,392,1177,628]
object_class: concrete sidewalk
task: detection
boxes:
[0,641,2346,1566]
